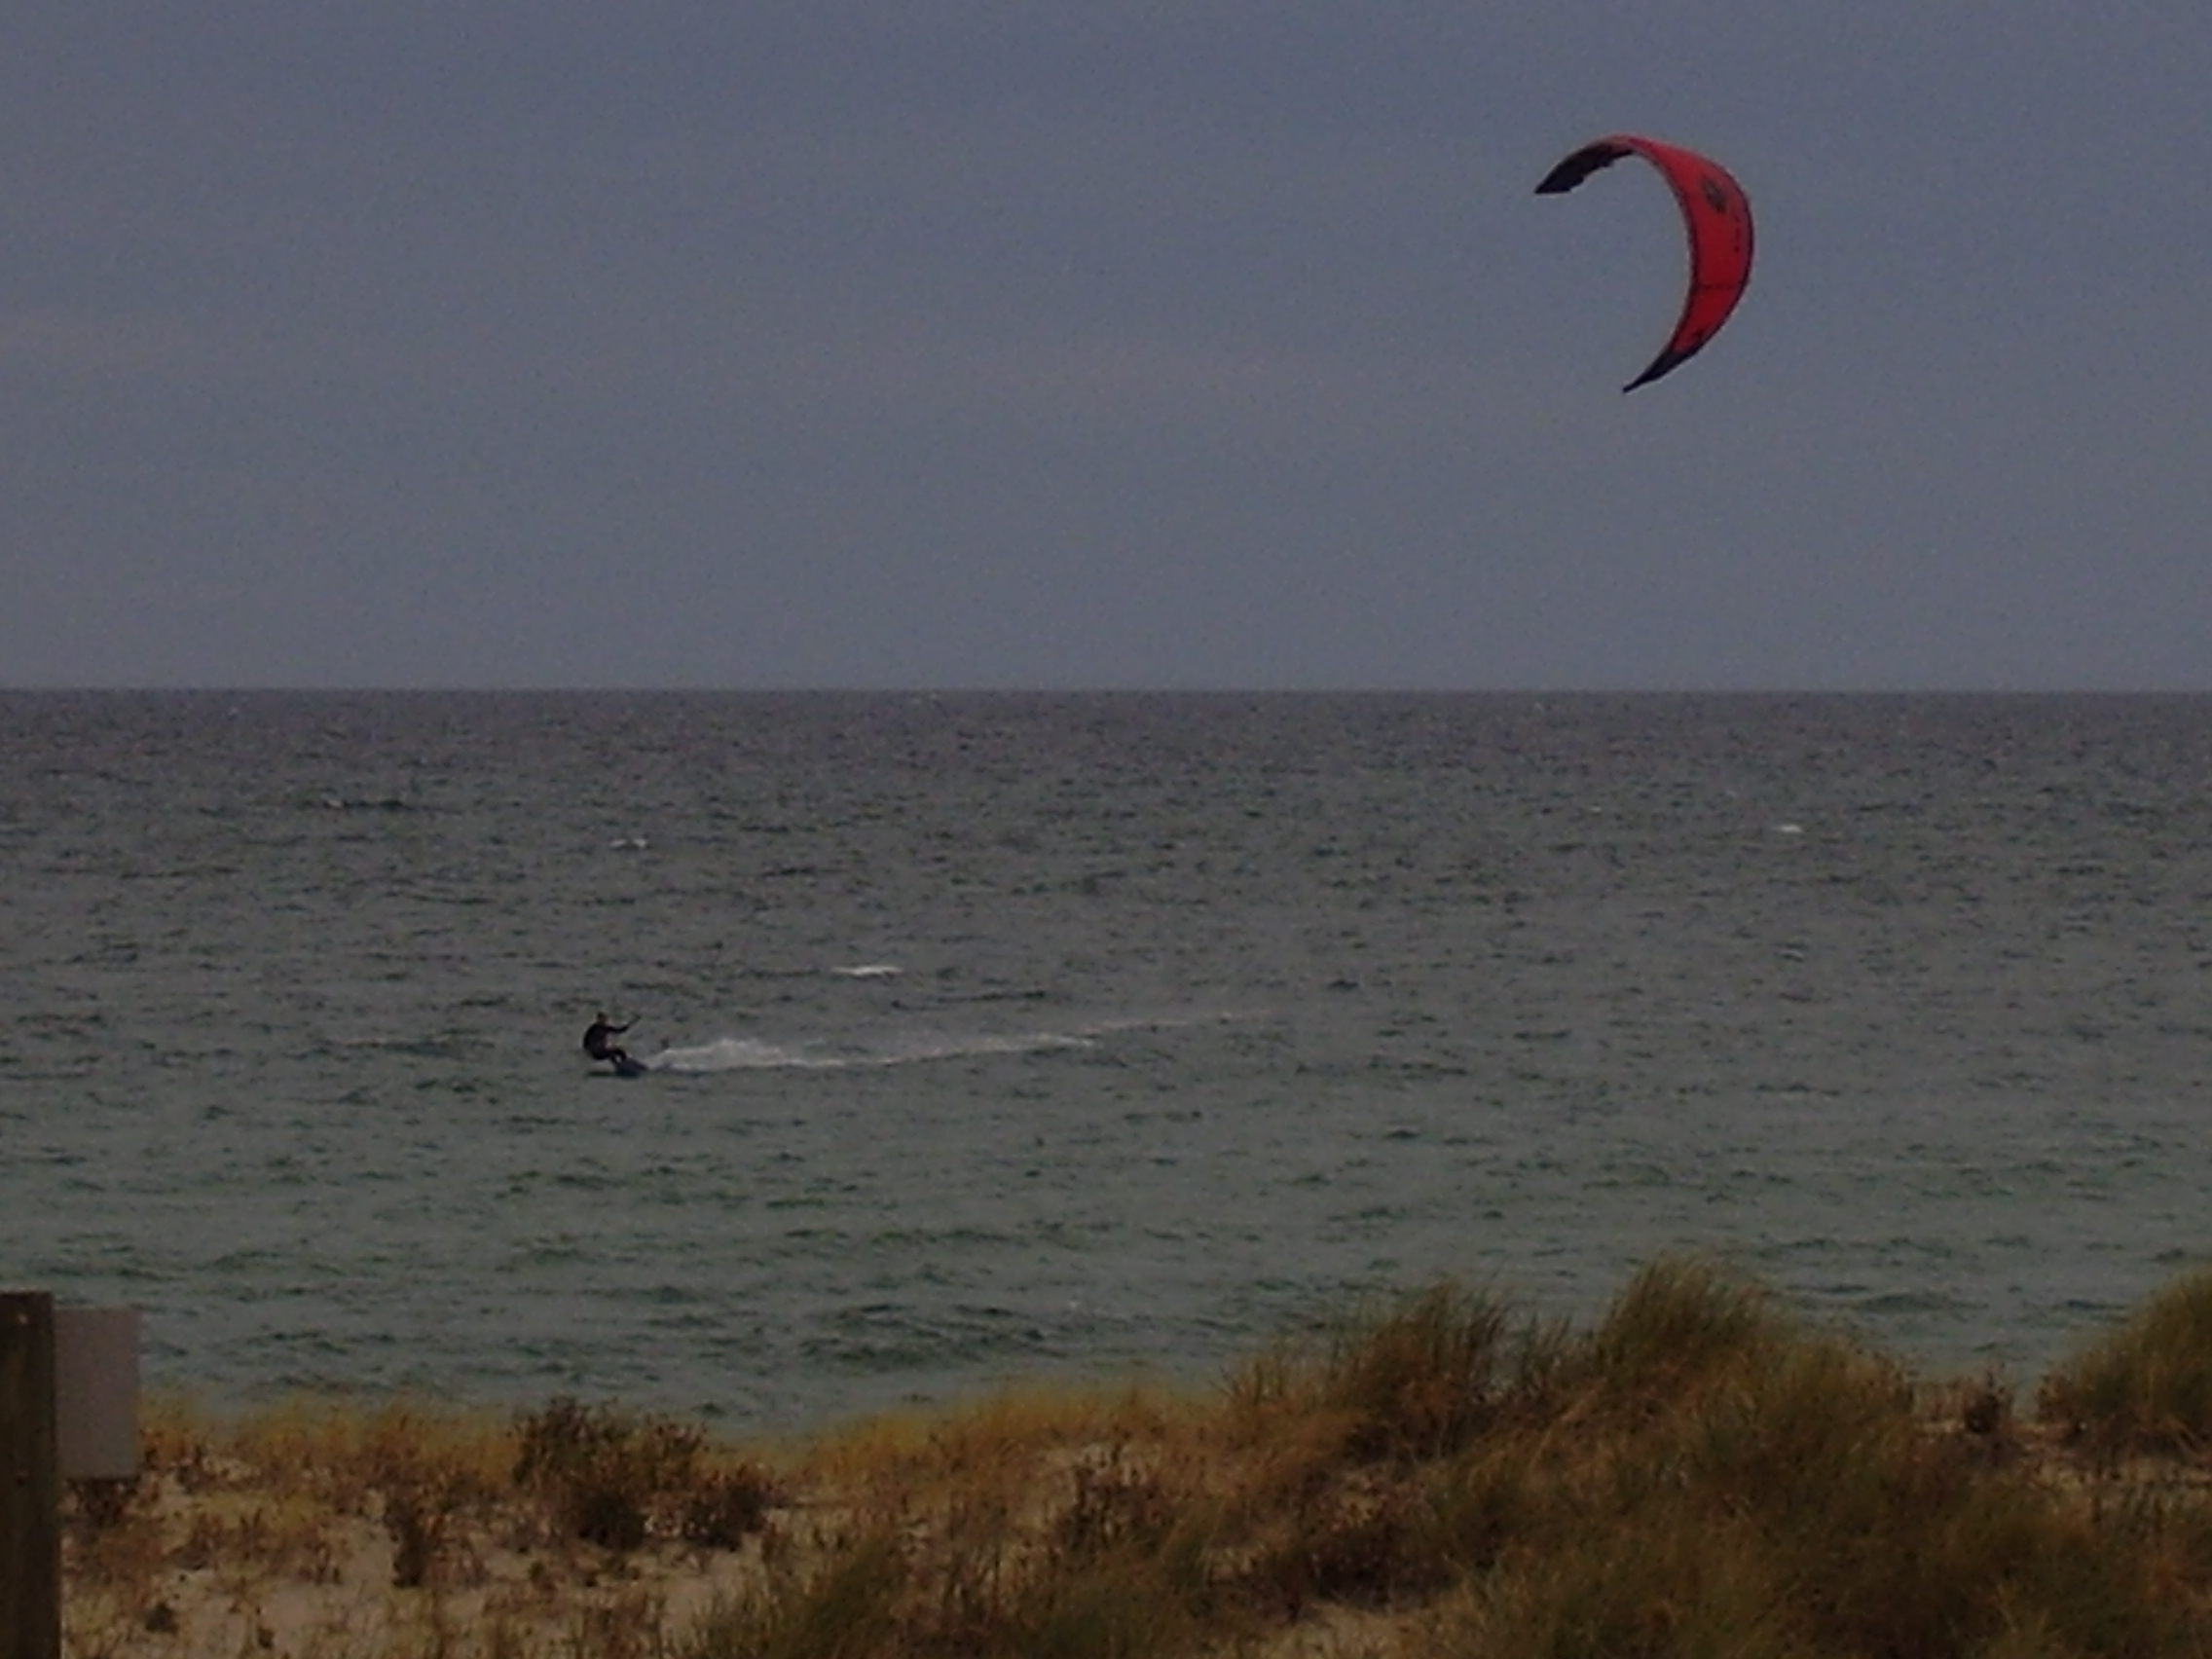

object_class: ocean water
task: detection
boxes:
[6,691,2212,1432]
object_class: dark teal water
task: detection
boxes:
[7,692,2212,1430]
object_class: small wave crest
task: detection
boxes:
[646,1029,1094,1074]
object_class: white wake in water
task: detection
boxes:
[643,1005,1250,1074]
[645,1029,1095,1073]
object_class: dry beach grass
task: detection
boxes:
[59,1256,2212,1659]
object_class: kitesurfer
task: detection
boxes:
[582,1012,635,1069]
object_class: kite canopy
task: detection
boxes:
[1535,134,1754,391]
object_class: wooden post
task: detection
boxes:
[1,1292,60,1659]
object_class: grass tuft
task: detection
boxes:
[2038,1267,2212,1456]
[682,1530,907,1659]
[513,1396,780,1553]
[1575,1253,1785,1412]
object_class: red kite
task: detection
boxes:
[1536,134,1754,391]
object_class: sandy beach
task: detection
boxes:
[60,1397,774,1659]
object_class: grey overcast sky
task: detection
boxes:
[5,4,2209,690]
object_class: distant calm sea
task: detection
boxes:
[7,692,2212,1432]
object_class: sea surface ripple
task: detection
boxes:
[6,691,2212,1430]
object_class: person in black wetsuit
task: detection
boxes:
[582,1013,635,1069]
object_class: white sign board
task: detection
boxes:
[54,1308,139,1479]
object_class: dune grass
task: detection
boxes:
[685,1260,2212,1659]
[62,1257,2212,1659]
[2038,1267,2212,1456]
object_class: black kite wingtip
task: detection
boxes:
[1533,139,1633,197]
[1622,348,1692,392]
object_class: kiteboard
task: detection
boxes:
[609,1054,650,1079]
